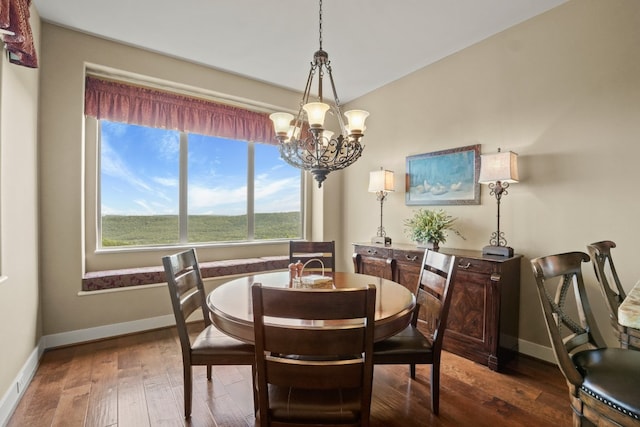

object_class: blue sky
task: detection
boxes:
[100,121,301,216]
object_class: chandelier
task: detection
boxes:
[269,0,369,188]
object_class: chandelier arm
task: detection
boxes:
[293,64,318,130]
[325,65,347,133]
[317,66,323,102]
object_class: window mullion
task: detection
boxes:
[179,132,189,243]
[247,143,255,240]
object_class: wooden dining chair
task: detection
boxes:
[162,248,256,419]
[530,251,640,426]
[586,240,638,350]
[372,249,457,415]
[289,240,336,274]
[252,283,376,427]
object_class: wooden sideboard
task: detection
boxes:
[353,242,522,371]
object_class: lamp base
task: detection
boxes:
[371,236,392,246]
[482,245,514,257]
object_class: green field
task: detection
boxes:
[101,212,301,247]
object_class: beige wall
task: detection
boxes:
[341,0,640,348]
[0,6,41,410]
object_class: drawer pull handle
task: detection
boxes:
[458,262,472,269]
[406,255,418,261]
[367,249,378,255]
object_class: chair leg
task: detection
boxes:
[252,364,258,414]
[207,364,212,380]
[184,364,192,419]
[409,363,416,379]
[430,363,440,415]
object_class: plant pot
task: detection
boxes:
[417,241,440,251]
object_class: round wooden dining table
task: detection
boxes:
[207,271,416,344]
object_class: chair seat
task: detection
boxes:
[191,325,255,360]
[265,385,361,423]
[373,324,434,363]
[573,348,640,420]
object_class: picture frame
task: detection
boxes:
[405,144,481,206]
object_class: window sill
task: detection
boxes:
[81,255,289,291]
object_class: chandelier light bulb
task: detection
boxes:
[303,102,330,128]
[344,110,369,134]
[269,112,294,136]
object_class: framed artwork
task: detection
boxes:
[405,144,481,205]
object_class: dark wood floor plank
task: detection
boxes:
[7,324,573,427]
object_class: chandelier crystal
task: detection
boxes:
[270,0,369,188]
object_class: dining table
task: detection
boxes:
[618,280,640,349]
[207,271,416,344]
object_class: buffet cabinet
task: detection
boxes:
[353,242,522,371]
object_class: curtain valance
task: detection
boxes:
[84,76,277,145]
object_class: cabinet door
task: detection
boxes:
[353,245,393,280]
[393,248,423,294]
[443,260,497,365]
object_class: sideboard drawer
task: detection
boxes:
[394,249,423,265]
[354,245,391,259]
[455,257,494,275]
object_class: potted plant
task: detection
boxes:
[403,208,464,251]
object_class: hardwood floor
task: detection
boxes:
[7,324,571,426]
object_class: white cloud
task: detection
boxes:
[101,139,153,192]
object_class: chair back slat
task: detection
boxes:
[265,358,364,389]
[263,324,366,357]
[289,240,336,273]
[180,290,204,321]
[259,286,368,320]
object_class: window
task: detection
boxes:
[99,119,302,248]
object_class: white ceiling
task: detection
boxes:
[33,0,566,102]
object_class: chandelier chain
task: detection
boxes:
[318,0,323,50]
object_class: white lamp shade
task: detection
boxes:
[368,169,395,192]
[269,112,294,135]
[478,150,519,184]
[303,102,330,127]
[344,110,369,134]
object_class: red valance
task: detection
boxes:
[84,76,277,145]
[0,0,38,68]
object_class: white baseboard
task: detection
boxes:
[518,338,556,364]
[42,314,176,349]
[0,314,176,427]
[0,343,43,427]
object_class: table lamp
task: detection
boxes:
[369,167,394,245]
[478,149,519,257]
